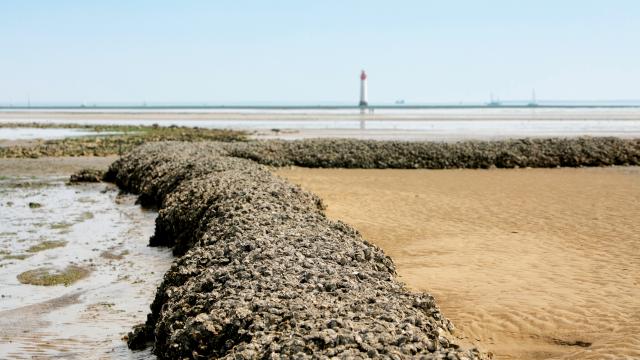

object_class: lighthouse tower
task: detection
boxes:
[359,70,368,107]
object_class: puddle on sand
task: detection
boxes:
[0,177,172,359]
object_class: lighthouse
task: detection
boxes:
[359,70,368,107]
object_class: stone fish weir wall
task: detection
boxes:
[105,142,485,359]
[228,137,640,168]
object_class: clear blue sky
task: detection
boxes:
[1,0,638,104]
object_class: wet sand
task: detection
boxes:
[251,127,640,141]
[0,157,171,359]
[277,167,640,360]
[0,156,117,177]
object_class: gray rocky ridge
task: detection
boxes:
[107,137,640,358]
[106,142,486,359]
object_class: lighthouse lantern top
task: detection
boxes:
[360,70,367,80]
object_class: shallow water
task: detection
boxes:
[2,108,640,140]
[0,128,121,140]
[0,177,170,359]
[3,118,640,132]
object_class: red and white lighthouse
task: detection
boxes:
[359,70,368,107]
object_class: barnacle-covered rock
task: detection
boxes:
[69,168,105,183]
[112,137,640,358]
[226,137,640,169]
[110,142,486,359]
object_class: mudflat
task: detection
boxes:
[0,156,171,358]
[0,156,117,176]
[276,166,640,360]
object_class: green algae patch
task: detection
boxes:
[26,240,68,253]
[1,249,32,261]
[0,123,247,158]
[50,222,72,230]
[100,249,129,260]
[77,211,94,221]
[77,196,98,204]
[3,254,32,261]
[17,265,89,286]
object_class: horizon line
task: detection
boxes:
[2,103,640,111]
[2,99,640,107]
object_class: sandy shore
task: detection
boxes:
[277,167,640,360]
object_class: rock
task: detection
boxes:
[127,323,153,350]
[105,142,503,359]
[225,137,640,169]
[69,168,105,183]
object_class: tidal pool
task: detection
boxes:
[0,176,171,359]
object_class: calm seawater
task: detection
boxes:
[2,108,640,140]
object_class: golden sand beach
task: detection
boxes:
[277,167,640,360]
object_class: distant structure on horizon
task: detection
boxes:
[527,89,539,107]
[487,93,502,107]
[359,70,368,107]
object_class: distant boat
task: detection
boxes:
[395,99,405,105]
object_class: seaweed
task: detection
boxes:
[17,265,89,286]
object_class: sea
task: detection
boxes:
[1,105,640,141]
